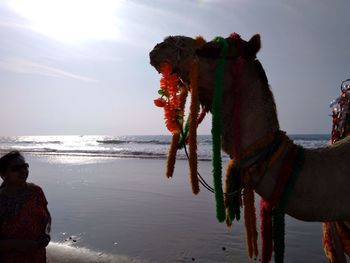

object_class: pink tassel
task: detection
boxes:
[197,107,207,127]
[260,199,273,263]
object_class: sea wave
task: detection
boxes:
[7,140,63,145]
[97,139,170,145]
[47,242,152,263]
[96,140,125,144]
[290,134,330,141]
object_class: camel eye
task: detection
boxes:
[179,40,186,47]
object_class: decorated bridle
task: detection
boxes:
[153,33,304,263]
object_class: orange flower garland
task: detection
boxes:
[154,63,188,178]
[243,183,258,259]
[188,60,200,194]
[335,222,350,256]
[166,133,180,178]
[187,36,206,195]
[154,38,205,182]
[154,63,184,134]
[164,88,188,178]
[224,159,234,227]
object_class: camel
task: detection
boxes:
[149,34,350,223]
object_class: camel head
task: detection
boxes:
[149,34,262,111]
[149,36,197,83]
[150,34,279,157]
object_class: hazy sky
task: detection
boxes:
[0,0,349,136]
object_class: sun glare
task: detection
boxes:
[10,0,121,43]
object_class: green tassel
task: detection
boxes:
[212,36,228,222]
[178,116,190,149]
[178,102,200,149]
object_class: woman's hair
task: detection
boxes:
[0,151,25,188]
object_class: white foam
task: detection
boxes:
[47,242,152,263]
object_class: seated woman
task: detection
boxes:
[0,151,51,263]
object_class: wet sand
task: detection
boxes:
[25,154,326,262]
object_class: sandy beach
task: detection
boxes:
[21,153,327,263]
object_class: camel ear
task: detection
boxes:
[196,41,221,59]
[247,34,261,59]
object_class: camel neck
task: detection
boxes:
[249,133,300,201]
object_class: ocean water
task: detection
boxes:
[0,134,330,160]
[0,134,332,263]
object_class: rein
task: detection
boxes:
[181,129,285,196]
